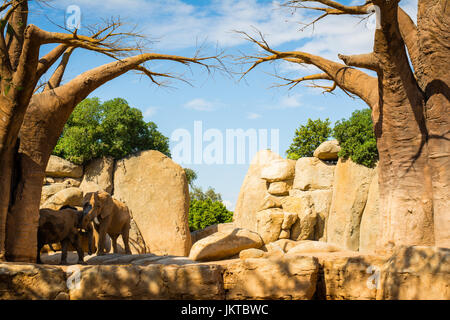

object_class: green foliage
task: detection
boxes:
[184,168,198,187]
[333,108,378,168]
[286,118,332,160]
[190,186,222,202]
[189,198,233,232]
[53,97,170,164]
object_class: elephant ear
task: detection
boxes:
[99,193,113,219]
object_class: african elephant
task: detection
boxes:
[82,191,131,255]
[37,205,92,264]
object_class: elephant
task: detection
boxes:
[82,191,132,255]
[37,205,93,265]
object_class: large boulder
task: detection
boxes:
[113,150,191,256]
[79,157,114,194]
[256,208,284,244]
[41,187,83,210]
[190,223,235,245]
[313,140,341,160]
[359,168,381,253]
[260,158,296,182]
[267,180,292,196]
[326,159,376,251]
[233,150,283,232]
[286,240,344,255]
[188,228,263,261]
[223,256,319,300]
[45,155,83,178]
[40,183,69,205]
[293,157,335,191]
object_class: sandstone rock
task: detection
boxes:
[313,140,341,160]
[62,178,81,188]
[359,168,381,253]
[40,183,68,205]
[189,228,263,261]
[80,157,114,194]
[69,264,224,300]
[282,196,317,241]
[45,155,83,178]
[290,210,317,241]
[239,248,265,259]
[0,263,68,300]
[259,194,283,211]
[41,187,83,210]
[282,211,298,230]
[279,229,290,239]
[190,223,235,245]
[113,150,191,256]
[377,246,450,300]
[267,180,292,196]
[264,239,298,253]
[317,253,386,300]
[293,157,335,191]
[233,150,283,232]
[256,208,284,244]
[223,256,318,299]
[326,159,376,251]
[288,189,332,241]
[286,240,344,255]
[260,158,295,182]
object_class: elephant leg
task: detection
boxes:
[72,235,85,264]
[96,223,108,256]
[36,242,43,264]
[60,239,69,265]
[111,234,119,254]
[122,225,131,255]
[87,224,95,255]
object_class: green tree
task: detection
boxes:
[190,186,222,202]
[189,199,233,231]
[333,108,378,168]
[184,168,198,187]
[286,118,332,160]
[53,98,170,164]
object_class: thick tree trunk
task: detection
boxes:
[373,3,435,253]
[5,93,69,262]
[0,146,14,261]
[417,0,450,248]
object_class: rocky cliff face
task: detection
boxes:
[232,141,381,253]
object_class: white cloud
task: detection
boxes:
[183,98,218,111]
[247,112,262,119]
[222,200,235,211]
[266,93,303,109]
[143,106,158,118]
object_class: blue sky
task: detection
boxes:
[31,0,417,210]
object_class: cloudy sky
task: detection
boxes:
[31,0,418,210]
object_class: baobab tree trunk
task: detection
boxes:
[417,0,450,248]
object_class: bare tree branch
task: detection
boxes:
[338,52,379,71]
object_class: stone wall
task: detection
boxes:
[1,246,448,300]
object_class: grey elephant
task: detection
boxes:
[82,191,132,255]
[37,205,93,265]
